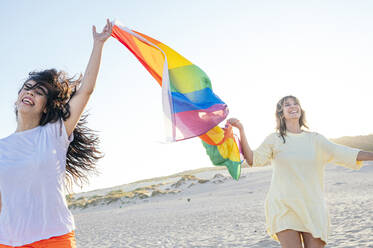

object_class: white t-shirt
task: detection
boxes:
[0,119,75,246]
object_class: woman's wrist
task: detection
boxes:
[93,40,105,48]
[357,151,373,161]
[238,125,245,133]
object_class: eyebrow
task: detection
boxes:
[36,86,48,95]
[24,82,48,95]
[284,101,298,105]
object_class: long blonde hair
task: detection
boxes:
[275,95,309,143]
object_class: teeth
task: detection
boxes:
[22,98,34,105]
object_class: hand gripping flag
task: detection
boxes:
[111,22,243,179]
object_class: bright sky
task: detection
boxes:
[1,0,372,192]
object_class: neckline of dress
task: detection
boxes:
[286,131,306,136]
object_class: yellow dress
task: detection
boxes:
[253,131,362,243]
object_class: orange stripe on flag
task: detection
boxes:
[111,26,163,85]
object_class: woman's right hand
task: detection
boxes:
[227,117,253,165]
[227,118,244,131]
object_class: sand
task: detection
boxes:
[71,162,373,247]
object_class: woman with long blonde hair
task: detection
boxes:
[228,95,373,248]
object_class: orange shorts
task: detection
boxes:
[0,231,76,248]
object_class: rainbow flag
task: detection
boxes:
[111,22,243,179]
[201,125,243,179]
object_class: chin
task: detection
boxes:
[287,116,300,120]
[17,107,40,117]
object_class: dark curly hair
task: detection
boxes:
[17,69,103,188]
[275,95,309,143]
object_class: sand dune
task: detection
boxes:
[72,162,373,247]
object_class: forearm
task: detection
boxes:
[238,127,254,165]
[357,151,373,161]
[78,41,105,95]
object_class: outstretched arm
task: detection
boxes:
[227,118,254,165]
[64,19,113,136]
[357,151,373,161]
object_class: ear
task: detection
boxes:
[43,108,47,114]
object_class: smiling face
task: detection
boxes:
[282,97,301,121]
[16,80,49,120]
[275,95,309,142]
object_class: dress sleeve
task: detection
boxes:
[316,133,362,170]
[252,133,275,167]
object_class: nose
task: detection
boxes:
[26,90,35,96]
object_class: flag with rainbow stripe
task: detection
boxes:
[111,22,243,180]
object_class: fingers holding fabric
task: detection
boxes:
[227,118,244,130]
[92,18,113,44]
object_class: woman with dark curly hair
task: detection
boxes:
[228,95,373,248]
[0,19,112,247]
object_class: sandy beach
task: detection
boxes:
[71,162,373,247]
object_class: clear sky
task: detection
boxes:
[1,0,372,192]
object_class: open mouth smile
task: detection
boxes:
[22,96,35,106]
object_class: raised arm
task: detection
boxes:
[227,118,254,165]
[64,19,113,136]
[357,151,373,161]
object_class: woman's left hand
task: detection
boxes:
[92,18,113,44]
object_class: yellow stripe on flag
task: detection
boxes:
[217,138,241,162]
[158,43,192,69]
